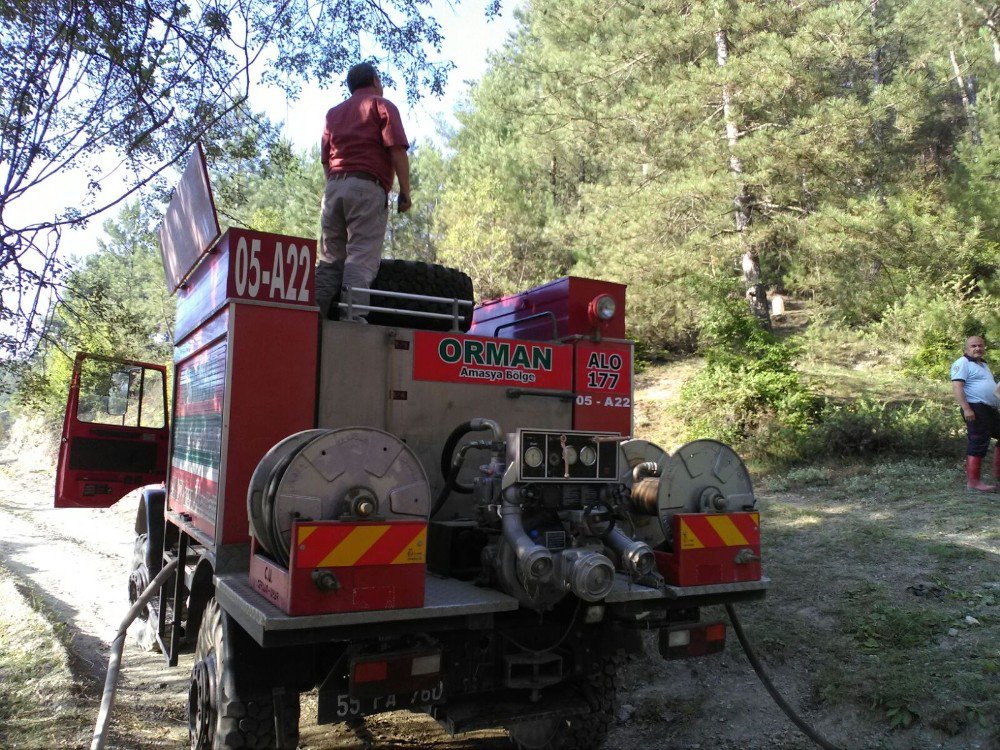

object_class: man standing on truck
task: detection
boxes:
[951,335,1000,492]
[316,62,411,320]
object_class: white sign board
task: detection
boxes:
[157,143,221,292]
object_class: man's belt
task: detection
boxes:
[328,171,382,188]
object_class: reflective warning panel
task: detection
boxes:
[678,512,760,550]
[656,512,762,587]
[294,522,427,569]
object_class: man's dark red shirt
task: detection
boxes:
[321,86,409,193]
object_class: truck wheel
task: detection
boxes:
[506,657,619,750]
[333,259,475,331]
[189,598,300,750]
[127,534,160,653]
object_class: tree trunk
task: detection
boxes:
[972,2,1000,65]
[953,13,981,142]
[715,25,770,329]
[869,0,888,210]
[867,0,888,282]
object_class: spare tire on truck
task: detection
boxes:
[329,259,475,332]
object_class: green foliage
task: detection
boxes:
[678,291,818,458]
[432,0,999,352]
[872,275,1000,378]
[15,202,173,420]
[885,701,921,730]
[782,466,832,487]
[786,191,985,327]
[386,144,449,263]
[213,140,325,239]
[675,287,961,462]
[808,397,960,458]
[841,584,951,652]
[435,56,575,299]
[832,582,956,729]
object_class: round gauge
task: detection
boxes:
[579,445,598,466]
[524,446,544,468]
[563,445,579,465]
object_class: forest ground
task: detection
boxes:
[0,353,997,750]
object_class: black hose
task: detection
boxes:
[430,451,469,520]
[439,421,479,495]
[725,604,844,750]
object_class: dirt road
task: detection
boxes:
[1,460,993,750]
[0,463,819,750]
[0,466,514,749]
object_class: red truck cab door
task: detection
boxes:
[55,353,170,508]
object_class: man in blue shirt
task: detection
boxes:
[951,336,999,492]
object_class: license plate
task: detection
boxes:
[325,681,445,721]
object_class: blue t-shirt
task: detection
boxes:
[950,356,998,407]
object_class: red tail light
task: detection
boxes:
[349,649,442,698]
[658,622,727,660]
[353,660,389,683]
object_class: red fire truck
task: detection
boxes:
[54,147,767,750]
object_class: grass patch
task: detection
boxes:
[0,564,88,749]
[739,458,999,740]
[634,320,997,743]
[839,583,951,651]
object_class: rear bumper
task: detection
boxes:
[216,571,769,647]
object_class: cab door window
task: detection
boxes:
[76,359,166,429]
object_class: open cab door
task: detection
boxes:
[55,353,170,508]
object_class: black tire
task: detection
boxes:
[189,598,300,750]
[332,259,475,331]
[127,534,160,653]
[507,656,619,750]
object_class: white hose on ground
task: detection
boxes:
[91,557,180,750]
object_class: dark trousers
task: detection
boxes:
[964,402,1000,456]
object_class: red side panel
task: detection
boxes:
[573,340,633,436]
[655,512,762,587]
[169,227,318,547]
[217,304,318,546]
[169,334,228,539]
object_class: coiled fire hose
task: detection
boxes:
[726,604,844,750]
[91,557,179,750]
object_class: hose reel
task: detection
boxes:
[247,427,431,566]
[619,438,756,549]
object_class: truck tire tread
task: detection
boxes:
[507,654,622,750]
[127,534,161,653]
[333,259,474,331]
[561,654,621,748]
[191,598,300,750]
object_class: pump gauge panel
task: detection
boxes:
[515,429,620,482]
